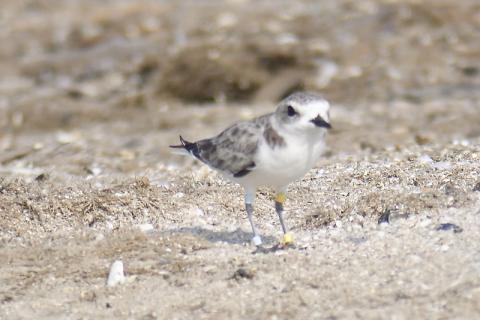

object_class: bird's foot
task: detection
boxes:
[251,233,295,254]
[282,233,293,245]
[251,235,262,246]
[271,233,296,250]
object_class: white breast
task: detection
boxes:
[237,133,325,191]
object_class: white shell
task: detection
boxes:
[107,260,125,287]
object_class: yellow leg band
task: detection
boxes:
[282,233,293,244]
[275,193,286,204]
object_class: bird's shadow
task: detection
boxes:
[161,227,277,245]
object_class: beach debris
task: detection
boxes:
[473,182,480,192]
[231,268,255,280]
[107,260,126,286]
[378,209,391,224]
[436,223,463,233]
[418,155,434,164]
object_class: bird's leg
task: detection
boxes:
[245,191,262,246]
[275,192,293,245]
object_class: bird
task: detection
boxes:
[170,92,331,248]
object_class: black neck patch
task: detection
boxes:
[263,122,286,149]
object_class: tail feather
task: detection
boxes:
[169,135,199,156]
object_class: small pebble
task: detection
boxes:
[418,155,433,164]
[436,223,463,233]
[56,131,79,144]
[137,223,154,233]
[378,210,390,224]
[432,161,452,170]
[95,233,105,241]
[231,268,255,280]
[91,166,102,176]
[473,182,480,192]
[33,142,44,150]
[348,236,367,245]
[35,173,49,182]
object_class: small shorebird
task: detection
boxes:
[170,92,331,248]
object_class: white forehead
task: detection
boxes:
[299,99,330,111]
[283,92,330,114]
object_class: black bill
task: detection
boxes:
[310,115,332,129]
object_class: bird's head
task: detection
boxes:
[274,92,331,136]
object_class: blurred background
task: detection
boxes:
[0,0,479,178]
[1,4,480,315]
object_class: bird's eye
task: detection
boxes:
[287,106,297,117]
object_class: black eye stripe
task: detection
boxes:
[287,105,297,117]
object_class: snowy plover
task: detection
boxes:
[170,92,331,247]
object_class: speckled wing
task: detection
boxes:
[172,115,270,178]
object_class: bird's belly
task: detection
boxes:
[251,140,325,189]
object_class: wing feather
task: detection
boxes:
[194,115,269,177]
